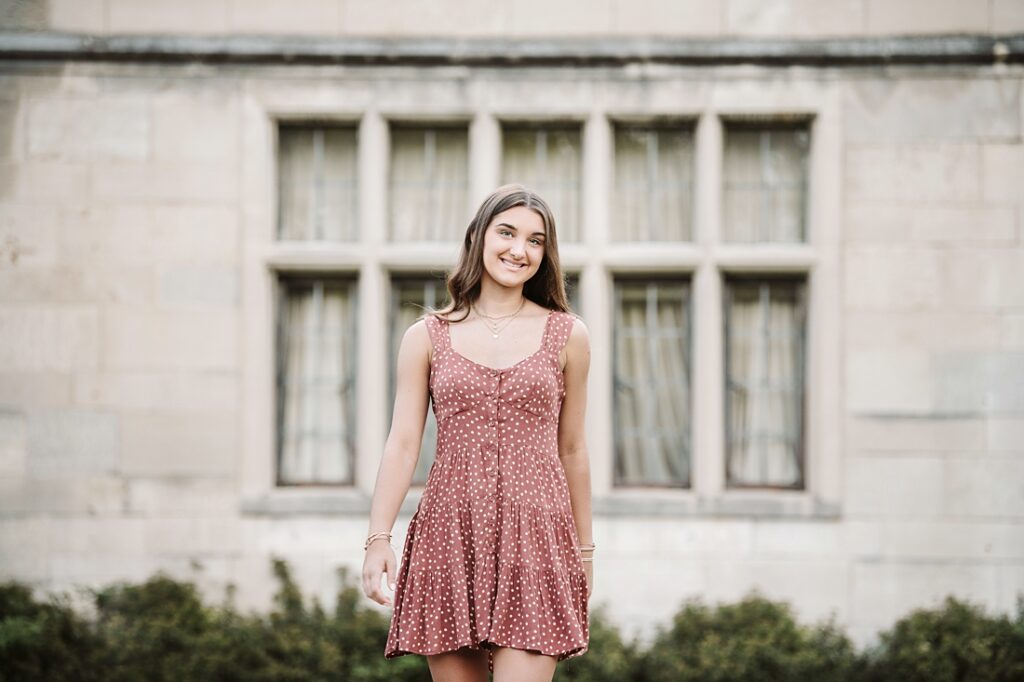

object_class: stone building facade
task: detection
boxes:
[1,0,1022,647]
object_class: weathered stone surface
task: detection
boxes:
[119,412,236,476]
[101,307,237,371]
[27,96,150,160]
[26,408,118,477]
[727,0,864,37]
[107,0,230,34]
[846,143,981,202]
[74,371,237,412]
[865,0,989,34]
[0,307,99,371]
[933,351,1024,414]
[844,455,945,517]
[0,410,26,477]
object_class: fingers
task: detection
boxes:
[385,552,397,592]
[362,549,398,606]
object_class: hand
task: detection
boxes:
[361,540,397,606]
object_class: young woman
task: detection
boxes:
[362,184,593,682]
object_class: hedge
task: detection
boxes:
[1,559,1022,681]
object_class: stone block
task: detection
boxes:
[879,521,1024,560]
[845,78,1019,142]
[981,144,1024,202]
[0,0,47,29]
[59,205,238,266]
[107,0,230,34]
[987,418,1024,453]
[74,371,238,412]
[101,307,237,371]
[846,415,986,455]
[126,477,237,515]
[752,520,844,557]
[0,160,89,201]
[0,372,72,409]
[0,202,60,270]
[846,310,1000,351]
[157,265,238,307]
[944,458,1024,518]
[0,99,21,161]
[993,0,1024,31]
[120,411,236,476]
[726,0,863,37]
[0,410,26,477]
[0,307,99,371]
[0,475,126,515]
[145,517,243,555]
[943,248,1024,309]
[48,0,106,32]
[846,348,933,415]
[851,561,998,628]
[844,455,945,518]
[47,517,147,555]
[701,558,850,622]
[344,0,507,36]
[27,97,150,160]
[91,161,237,203]
[996,563,1024,611]
[1002,314,1024,347]
[153,92,238,162]
[611,0,722,36]
[844,246,944,310]
[0,518,50,558]
[933,351,1024,414]
[242,517,353,554]
[846,144,980,202]
[599,517,754,557]
[865,0,989,34]
[507,0,612,35]
[230,0,341,35]
[594,555,705,638]
[26,408,118,477]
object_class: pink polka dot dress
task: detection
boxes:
[385,309,589,671]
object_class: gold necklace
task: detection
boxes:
[474,299,525,338]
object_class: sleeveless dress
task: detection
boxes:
[384,309,589,671]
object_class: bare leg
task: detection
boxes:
[426,647,490,682]
[491,646,558,682]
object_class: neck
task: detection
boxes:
[475,279,526,316]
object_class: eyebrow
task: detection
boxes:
[495,222,546,237]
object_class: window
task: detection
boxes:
[277,124,358,241]
[389,276,450,484]
[613,279,692,487]
[722,122,809,243]
[612,122,695,241]
[501,123,582,242]
[723,277,807,489]
[389,124,469,241]
[275,275,358,485]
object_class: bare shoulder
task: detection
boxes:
[566,313,590,346]
[560,313,590,371]
[400,317,433,362]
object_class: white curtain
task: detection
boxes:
[390,126,469,241]
[391,279,447,484]
[278,126,358,241]
[614,282,690,486]
[613,126,693,241]
[725,281,805,487]
[723,126,808,243]
[279,280,355,484]
[502,126,581,242]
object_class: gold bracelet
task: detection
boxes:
[364,531,392,551]
[581,557,594,562]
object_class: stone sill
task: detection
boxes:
[242,487,840,520]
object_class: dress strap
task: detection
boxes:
[424,314,451,353]
[542,310,576,354]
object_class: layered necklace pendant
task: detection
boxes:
[475,298,526,339]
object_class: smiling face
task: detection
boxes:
[479,205,547,289]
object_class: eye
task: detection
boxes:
[498,228,513,237]
[530,238,544,246]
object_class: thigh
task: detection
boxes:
[491,646,558,682]
[426,646,489,682]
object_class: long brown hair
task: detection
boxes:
[433,184,571,322]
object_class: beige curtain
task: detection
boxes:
[278,126,358,241]
[502,125,581,242]
[614,282,690,486]
[390,126,469,241]
[613,126,693,241]
[725,281,805,487]
[723,126,808,243]
[279,280,355,484]
[391,279,447,484]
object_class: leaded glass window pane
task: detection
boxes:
[390,124,469,241]
[613,123,694,241]
[501,124,581,242]
[278,125,358,241]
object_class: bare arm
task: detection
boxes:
[557,317,594,554]
[362,318,432,605]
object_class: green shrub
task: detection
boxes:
[637,591,860,682]
[556,604,642,681]
[862,596,1024,682]
[0,581,104,682]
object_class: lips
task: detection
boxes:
[500,258,527,271]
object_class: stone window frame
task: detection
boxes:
[238,78,842,520]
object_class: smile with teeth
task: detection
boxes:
[500,258,527,271]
